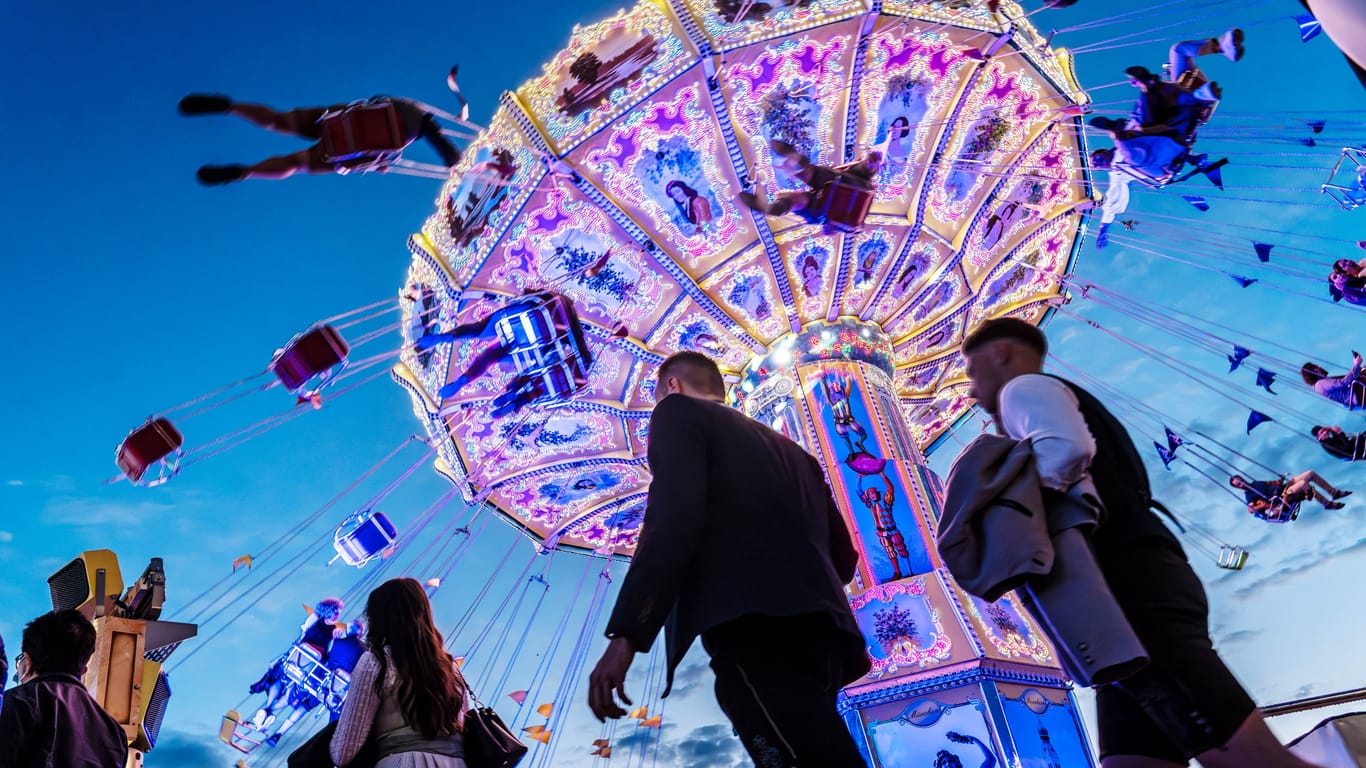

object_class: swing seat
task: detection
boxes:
[497,293,593,387]
[332,510,398,567]
[271,324,350,395]
[1252,499,1300,524]
[808,179,874,233]
[1321,148,1366,211]
[1217,545,1248,570]
[493,293,561,351]
[116,417,184,486]
[323,669,351,714]
[281,643,332,704]
[530,357,592,404]
[220,709,266,754]
[319,101,409,168]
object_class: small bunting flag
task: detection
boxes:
[1229,274,1258,288]
[1253,242,1273,263]
[629,706,649,720]
[584,249,612,278]
[1296,13,1322,42]
[1164,427,1185,452]
[523,725,552,744]
[1228,345,1252,372]
[536,703,554,718]
[1154,442,1177,470]
[508,690,528,705]
[1255,368,1277,394]
[1247,410,1273,434]
[232,554,253,572]
[639,715,663,728]
[1181,195,1210,211]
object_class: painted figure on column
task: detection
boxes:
[858,474,911,581]
[824,375,884,475]
[822,374,915,581]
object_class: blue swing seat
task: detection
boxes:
[494,293,594,405]
[332,509,398,567]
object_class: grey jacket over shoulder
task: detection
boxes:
[939,433,1149,687]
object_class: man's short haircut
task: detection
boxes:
[22,609,98,677]
[962,317,1048,357]
[657,351,726,397]
[1125,65,1156,82]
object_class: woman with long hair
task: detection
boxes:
[331,578,469,767]
[665,179,714,230]
[1302,352,1366,410]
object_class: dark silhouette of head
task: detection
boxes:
[1090,147,1115,170]
[934,750,964,768]
[22,609,98,677]
[657,351,726,399]
[1301,362,1328,385]
[365,578,467,738]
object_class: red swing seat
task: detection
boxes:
[318,101,410,174]
[271,324,350,395]
[116,418,184,486]
[808,179,874,233]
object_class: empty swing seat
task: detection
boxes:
[332,510,398,567]
[1217,545,1249,570]
[319,101,409,163]
[116,418,184,485]
[271,324,350,394]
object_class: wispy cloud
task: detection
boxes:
[6,480,22,487]
[42,497,176,527]
[0,531,13,543]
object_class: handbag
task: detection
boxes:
[461,688,528,768]
[287,719,379,768]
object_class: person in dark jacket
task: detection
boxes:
[1315,425,1366,461]
[0,610,128,768]
[587,351,869,768]
[960,318,1321,768]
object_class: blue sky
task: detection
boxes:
[2,1,1364,766]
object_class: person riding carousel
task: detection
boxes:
[738,140,882,234]
[1120,29,1245,139]
[1314,425,1366,462]
[1302,351,1366,410]
[1230,472,1350,522]
[1086,133,1225,249]
[417,289,560,399]
[1330,257,1366,304]
[179,92,462,185]
[246,597,346,744]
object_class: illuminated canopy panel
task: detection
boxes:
[394,0,1090,555]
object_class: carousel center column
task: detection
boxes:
[734,318,1095,768]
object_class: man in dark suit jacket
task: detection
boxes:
[588,351,869,768]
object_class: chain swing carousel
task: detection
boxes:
[103,0,1366,765]
[394,0,1097,763]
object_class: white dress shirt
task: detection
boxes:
[997,374,1097,492]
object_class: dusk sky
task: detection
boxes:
[2,1,1364,766]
